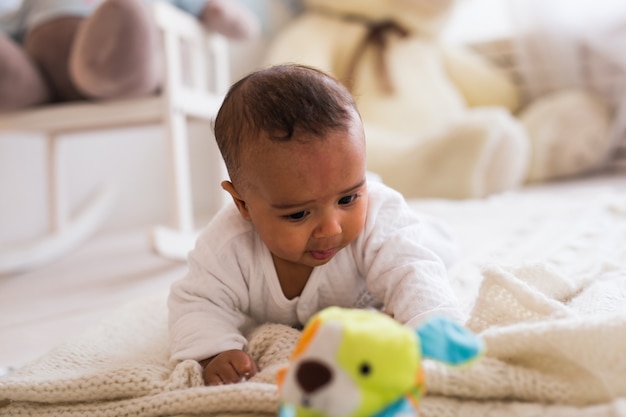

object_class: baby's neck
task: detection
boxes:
[272,255,313,300]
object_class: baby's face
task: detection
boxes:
[237,118,368,272]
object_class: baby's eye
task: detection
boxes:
[338,194,358,205]
[285,211,309,221]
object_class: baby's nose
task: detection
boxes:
[313,215,341,238]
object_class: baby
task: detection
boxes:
[168,64,462,386]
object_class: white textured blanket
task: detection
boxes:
[2,180,626,417]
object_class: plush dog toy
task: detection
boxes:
[277,307,484,417]
[265,0,613,198]
[0,0,260,112]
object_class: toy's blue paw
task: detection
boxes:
[416,316,484,366]
[374,396,417,417]
[278,404,296,417]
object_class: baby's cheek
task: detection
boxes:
[348,203,368,240]
[272,228,309,255]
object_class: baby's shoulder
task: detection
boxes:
[194,204,256,253]
[366,179,413,216]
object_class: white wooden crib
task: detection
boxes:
[0,1,229,274]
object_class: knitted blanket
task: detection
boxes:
[2,182,626,417]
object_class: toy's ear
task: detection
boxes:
[291,315,322,360]
[276,365,288,389]
[416,316,484,366]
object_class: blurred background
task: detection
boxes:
[1,0,625,247]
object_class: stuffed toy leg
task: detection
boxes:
[0,31,51,111]
[69,0,162,99]
[364,108,529,199]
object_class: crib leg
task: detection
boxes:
[0,134,114,275]
[150,109,200,260]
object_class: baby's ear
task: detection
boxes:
[416,316,484,367]
[221,181,251,221]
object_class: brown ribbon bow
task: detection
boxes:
[342,17,409,94]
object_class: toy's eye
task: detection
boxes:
[359,362,371,376]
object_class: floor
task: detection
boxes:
[0,228,188,373]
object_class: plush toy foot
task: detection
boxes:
[70,0,162,99]
[365,108,529,199]
[23,17,85,102]
[0,33,51,111]
[520,90,612,183]
[200,0,261,40]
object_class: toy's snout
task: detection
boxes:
[296,359,332,394]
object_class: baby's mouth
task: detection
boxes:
[309,248,338,261]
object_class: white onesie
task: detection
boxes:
[168,180,461,362]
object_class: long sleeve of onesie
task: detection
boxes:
[168,207,258,362]
[356,181,462,327]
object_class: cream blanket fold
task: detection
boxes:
[0,293,299,417]
[2,184,626,417]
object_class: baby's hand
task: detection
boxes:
[200,349,258,386]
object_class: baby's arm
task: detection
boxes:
[199,349,258,386]
[168,248,254,378]
[361,183,463,323]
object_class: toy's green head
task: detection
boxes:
[277,307,483,417]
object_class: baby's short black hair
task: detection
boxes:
[214,64,359,184]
